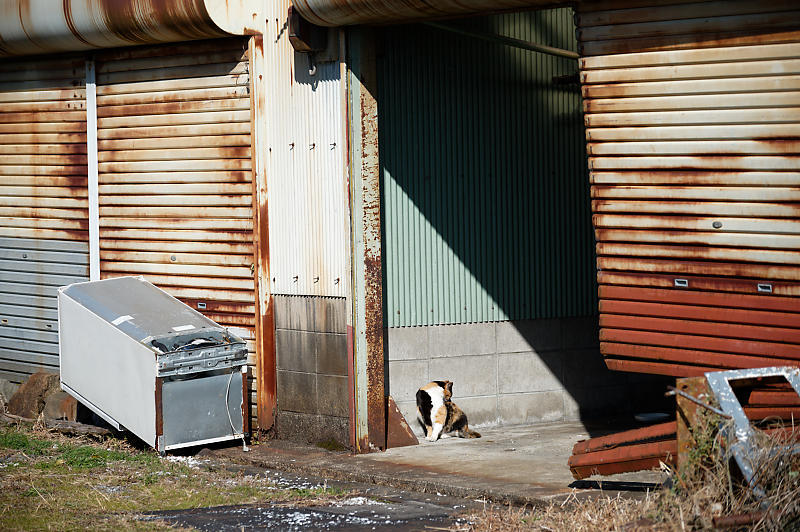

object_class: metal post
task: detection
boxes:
[85,59,99,281]
[347,26,386,452]
[248,32,277,431]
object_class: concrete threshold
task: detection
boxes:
[208,421,666,507]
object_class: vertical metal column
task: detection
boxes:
[347,27,386,452]
[248,31,277,431]
[85,59,100,281]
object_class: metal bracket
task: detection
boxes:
[705,366,800,499]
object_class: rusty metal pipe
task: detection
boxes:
[424,22,578,59]
[666,385,732,419]
[712,512,765,529]
[0,0,263,57]
[292,0,567,27]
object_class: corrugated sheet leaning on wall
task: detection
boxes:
[264,0,348,299]
[0,55,90,383]
[576,0,800,377]
[92,38,259,418]
[379,8,596,327]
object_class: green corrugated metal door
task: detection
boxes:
[378,8,596,328]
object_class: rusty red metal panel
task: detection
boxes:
[569,439,677,480]
[95,38,255,319]
[599,285,800,313]
[598,272,800,298]
[0,54,89,244]
[572,421,676,456]
[578,0,800,379]
[92,38,262,428]
[600,315,800,344]
[386,395,418,449]
[602,328,800,360]
[573,374,800,479]
[602,342,795,374]
[747,388,800,407]
[601,300,800,329]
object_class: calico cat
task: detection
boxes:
[416,380,481,442]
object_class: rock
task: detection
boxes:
[0,378,18,408]
[7,372,60,419]
[42,391,78,421]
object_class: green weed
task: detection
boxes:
[0,423,353,531]
[0,428,51,455]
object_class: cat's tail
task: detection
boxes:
[459,427,481,438]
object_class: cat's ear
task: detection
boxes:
[445,381,453,393]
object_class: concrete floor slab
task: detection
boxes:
[211,420,667,506]
[360,422,593,491]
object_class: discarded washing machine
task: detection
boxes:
[58,276,249,454]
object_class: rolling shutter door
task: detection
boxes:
[94,39,258,414]
[0,55,89,383]
[577,1,800,377]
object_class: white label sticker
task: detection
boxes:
[111,315,133,326]
[172,324,196,332]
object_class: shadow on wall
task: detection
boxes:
[370,11,674,428]
[514,317,674,432]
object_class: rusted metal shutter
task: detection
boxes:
[0,55,89,383]
[94,39,258,416]
[577,1,800,377]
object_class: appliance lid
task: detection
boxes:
[59,276,225,345]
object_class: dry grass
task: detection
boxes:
[454,494,660,532]
[0,419,348,531]
[453,414,800,531]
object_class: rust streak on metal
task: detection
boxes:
[155,377,163,438]
[292,0,566,27]
[62,0,92,47]
[675,376,711,473]
[242,366,251,436]
[579,0,800,380]
[357,27,385,451]
[247,34,275,431]
[97,0,224,45]
[1,1,264,57]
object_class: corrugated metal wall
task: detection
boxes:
[0,55,89,383]
[264,1,348,298]
[378,8,596,327]
[577,0,800,376]
[92,39,259,415]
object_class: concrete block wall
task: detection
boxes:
[388,316,670,432]
[274,295,349,446]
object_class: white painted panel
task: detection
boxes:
[264,1,348,297]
